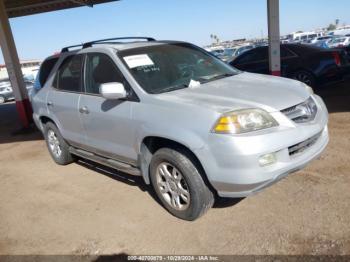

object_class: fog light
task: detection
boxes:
[259,153,276,167]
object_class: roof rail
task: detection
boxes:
[61,37,156,53]
[61,44,84,53]
[82,37,156,48]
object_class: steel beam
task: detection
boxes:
[0,0,32,128]
[267,0,281,76]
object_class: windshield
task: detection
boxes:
[223,48,235,56]
[119,43,239,94]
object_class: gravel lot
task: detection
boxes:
[0,81,349,255]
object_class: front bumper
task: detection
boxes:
[194,95,329,198]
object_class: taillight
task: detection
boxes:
[332,52,341,66]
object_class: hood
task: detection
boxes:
[156,72,310,113]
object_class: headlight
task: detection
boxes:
[212,109,279,134]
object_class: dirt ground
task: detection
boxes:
[0,81,349,256]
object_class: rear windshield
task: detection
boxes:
[285,44,324,55]
[119,43,239,94]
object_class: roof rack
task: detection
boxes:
[82,37,156,48]
[61,44,84,53]
[61,37,156,53]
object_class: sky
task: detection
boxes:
[1,0,350,63]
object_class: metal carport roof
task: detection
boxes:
[4,0,118,18]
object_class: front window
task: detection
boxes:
[85,53,127,95]
[119,43,239,94]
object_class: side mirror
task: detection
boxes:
[99,82,127,100]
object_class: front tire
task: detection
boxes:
[44,122,74,165]
[150,148,214,221]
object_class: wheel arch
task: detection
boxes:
[138,136,215,193]
[40,115,54,124]
[287,68,317,86]
[288,67,316,78]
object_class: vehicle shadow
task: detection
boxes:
[315,79,350,113]
[76,158,162,206]
[76,158,243,210]
[0,102,43,144]
[213,197,244,208]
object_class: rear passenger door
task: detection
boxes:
[47,54,86,147]
[79,52,138,164]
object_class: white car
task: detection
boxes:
[310,36,333,44]
[328,37,350,48]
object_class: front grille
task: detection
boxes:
[281,97,317,123]
[288,132,322,156]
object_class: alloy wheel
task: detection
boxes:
[155,162,191,211]
[47,129,62,158]
[293,72,313,86]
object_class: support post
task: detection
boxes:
[267,0,281,76]
[0,0,32,128]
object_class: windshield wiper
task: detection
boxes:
[198,73,235,84]
[155,83,188,94]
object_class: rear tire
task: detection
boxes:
[44,122,74,165]
[149,148,214,221]
[290,70,316,87]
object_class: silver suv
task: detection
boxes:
[31,37,329,220]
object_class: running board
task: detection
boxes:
[69,147,141,176]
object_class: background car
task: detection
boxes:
[328,37,350,48]
[0,77,35,104]
[229,44,349,87]
[232,45,255,58]
[0,79,14,104]
[209,48,225,57]
[215,48,235,62]
[309,35,334,46]
[212,45,255,62]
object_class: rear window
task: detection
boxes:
[53,54,84,92]
[285,44,324,55]
[235,47,268,63]
[35,57,59,89]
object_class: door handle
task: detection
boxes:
[47,101,53,107]
[79,106,89,114]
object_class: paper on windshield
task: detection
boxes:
[188,79,201,88]
[124,54,154,69]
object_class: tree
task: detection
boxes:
[327,24,337,31]
[209,34,220,44]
